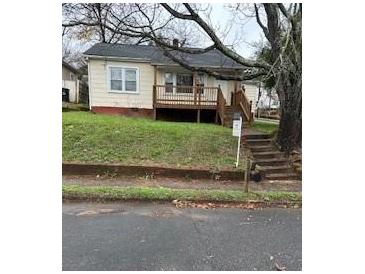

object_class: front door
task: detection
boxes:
[176,73,193,93]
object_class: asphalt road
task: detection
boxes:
[63,202,302,271]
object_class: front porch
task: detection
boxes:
[151,65,254,125]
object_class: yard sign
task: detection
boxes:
[232,113,242,168]
[232,119,242,137]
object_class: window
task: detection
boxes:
[108,66,138,93]
[125,69,137,91]
[110,67,123,91]
[176,73,193,93]
[165,73,173,93]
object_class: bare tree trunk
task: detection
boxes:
[276,83,302,151]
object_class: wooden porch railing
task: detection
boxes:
[216,86,226,125]
[232,87,253,123]
[153,85,218,108]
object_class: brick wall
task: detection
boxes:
[91,106,154,118]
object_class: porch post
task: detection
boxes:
[197,109,201,123]
[153,85,157,120]
[153,66,157,120]
[193,72,197,105]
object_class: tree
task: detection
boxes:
[62,3,302,151]
[62,3,135,44]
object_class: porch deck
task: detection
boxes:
[153,85,219,110]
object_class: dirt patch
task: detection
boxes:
[62,163,245,181]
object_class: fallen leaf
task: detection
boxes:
[275,262,286,271]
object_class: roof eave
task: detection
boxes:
[151,62,245,70]
[62,61,79,74]
[83,54,152,63]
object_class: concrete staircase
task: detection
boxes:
[244,133,300,181]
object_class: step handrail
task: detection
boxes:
[233,87,252,123]
[217,87,226,125]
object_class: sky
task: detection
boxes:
[208,4,264,58]
[63,3,264,63]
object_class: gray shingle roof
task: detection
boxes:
[84,43,245,69]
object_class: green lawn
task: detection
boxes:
[63,185,302,204]
[63,112,243,170]
[251,120,279,134]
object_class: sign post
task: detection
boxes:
[232,113,242,168]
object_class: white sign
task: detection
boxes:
[232,118,242,137]
[233,116,243,167]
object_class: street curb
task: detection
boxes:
[62,195,301,208]
[62,163,246,181]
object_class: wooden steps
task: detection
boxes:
[222,105,250,128]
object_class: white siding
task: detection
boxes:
[62,80,78,103]
[243,84,259,113]
[62,66,77,81]
[89,59,154,109]
[213,78,236,105]
[156,69,164,85]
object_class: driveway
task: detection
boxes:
[63,201,302,271]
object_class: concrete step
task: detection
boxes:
[259,165,293,174]
[265,173,299,180]
[250,145,277,152]
[252,151,284,160]
[246,139,273,146]
[254,158,289,166]
[244,134,272,140]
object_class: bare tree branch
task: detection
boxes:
[161,3,270,70]
[254,4,270,40]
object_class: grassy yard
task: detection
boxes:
[63,112,243,170]
[251,120,279,134]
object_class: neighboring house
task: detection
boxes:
[84,42,259,125]
[62,61,80,103]
[62,61,89,104]
[257,88,280,110]
[253,86,281,119]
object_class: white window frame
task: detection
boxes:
[107,65,140,94]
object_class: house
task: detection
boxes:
[257,88,280,110]
[62,61,89,104]
[84,42,260,126]
[256,87,281,119]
